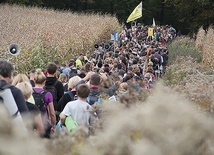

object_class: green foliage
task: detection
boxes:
[165,0,214,33]
[168,37,203,65]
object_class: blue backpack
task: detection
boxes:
[86,95,101,105]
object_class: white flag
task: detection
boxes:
[153,18,156,27]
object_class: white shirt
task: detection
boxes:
[61,99,92,128]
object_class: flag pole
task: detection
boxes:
[142,0,143,24]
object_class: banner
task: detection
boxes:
[110,30,118,41]
[126,2,142,23]
[148,28,154,36]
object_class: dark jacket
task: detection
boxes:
[89,87,101,97]
[77,80,116,97]
[58,91,76,112]
[45,77,64,103]
[0,80,29,115]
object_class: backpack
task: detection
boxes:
[87,95,101,105]
[66,91,74,101]
[32,89,47,113]
[66,91,78,101]
[0,84,26,129]
[44,80,58,110]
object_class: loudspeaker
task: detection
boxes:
[94,44,99,49]
[104,44,110,50]
[8,44,20,56]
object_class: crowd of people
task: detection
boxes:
[0,23,176,138]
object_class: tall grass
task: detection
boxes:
[163,27,214,112]
[195,27,205,51]
[195,26,214,69]
[163,57,214,111]
[168,37,203,64]
[0,4,121,73]
[80,84,214,155]
[201,27,214,69]
[0,104,46,155]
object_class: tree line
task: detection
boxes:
[1,0,213,35]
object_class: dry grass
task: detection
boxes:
[164,57,214,111]
[195,27,205,51]
[168,37,202,64]
[202,27,214,69]
[195,26,214,69]
[80,84,214,155]
[20,83,213,155]
[0,4,121,73]
[0,104,46,155]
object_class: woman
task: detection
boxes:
[58,76,81,112]
[58,73,68,92]
[16,82,45,136]
[12,73,35,104]
[33,69,56,138]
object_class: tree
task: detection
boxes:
[164,0,214,33]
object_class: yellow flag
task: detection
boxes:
[148,28,154,36]
[126,2,142,23]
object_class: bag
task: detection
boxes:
[66,91,74,101]
[66,91,78,101]
[0,84,26,129]
[65,116,78,132]
[44,80,58,110]
[32,89,47,113]
[87,95,101,105]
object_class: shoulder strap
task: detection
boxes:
[66,91,74,100]
[33,88,46,94]
[39,90,46,95]
[1,84,12,89]
[53,80,58,87]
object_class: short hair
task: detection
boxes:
[34,68,46,84]
[117,63,122,70]
[12,74,30,86]
[90,73,101,86]
[68,76,81,89]
[104,66,109,73]
[16,82,33,100]
[76,84,90,99]
[47,62,57,74]
[0,60,14,78]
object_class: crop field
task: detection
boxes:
[0,4,121,73]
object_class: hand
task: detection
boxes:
[83,71,95,81]
[51,126,55,134]
[100,73,107,80]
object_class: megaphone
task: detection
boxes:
[94,44,99,49]
[104,44,110,50]
[8,44,20,56]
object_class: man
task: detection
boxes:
[45,62,64,111]
[60,84,93,130]
[75,53,83,68]
[0,60,29,116]
[77,72,117,105]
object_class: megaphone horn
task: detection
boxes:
[94,44,99,49]
[8,44,20,56]
[104,44,110,50]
